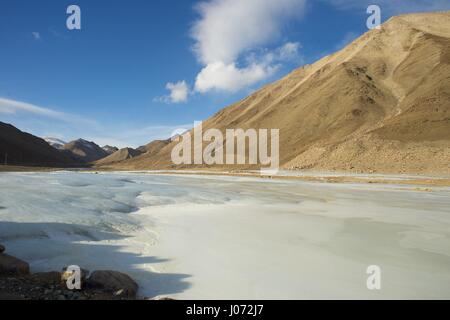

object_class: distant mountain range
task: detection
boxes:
[59,139,110,163]
[0,122,76,167]
[0,124,149,167]
[44,138,120,161]
[0,127,131,167]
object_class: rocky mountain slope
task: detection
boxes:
[0,122,77,167]
[102,145,119,155]
[95,148,143,166]
[136,139,171,155]
[44,138,67,150]
[62,139,109,163]
[106,11,450,174]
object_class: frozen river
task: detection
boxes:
[0,171,449,299]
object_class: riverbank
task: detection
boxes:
[2,165,449,187]
[0,166,61,172]
[138,170,450,187]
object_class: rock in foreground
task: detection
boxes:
[87,270,138,298]
[0,253,30,275]
[0,247,140,300]
[0,272,133,300]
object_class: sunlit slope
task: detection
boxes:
[110,11,450,174]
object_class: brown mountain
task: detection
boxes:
[136,139,171,155]
[94,148,142,166]
[62,139,109,163]
[102,145,119,155]
[0,122,77,167]
[101,11,450,174]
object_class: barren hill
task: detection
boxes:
[136,139,171,155]
[95,148,142,166]
[104,11,450,174]
[0,122,77,167]
[62,139,109,163]
[102,145,119,155]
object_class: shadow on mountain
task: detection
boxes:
[0,221,191,298]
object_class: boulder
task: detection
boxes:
[0,244,5,253]
[87,270,138,298]
[0,253,30,275]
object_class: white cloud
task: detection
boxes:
[327,0,450,14]
[32,32,41,40]
[195,61,277,93]
[166,81,189,103]
[276,42,301,61]
[0,97,190,148]
[194,41,301,93]
[0,97,69,119]
[260,42,302,64]
[191,0,306,93]
[155,81,190,104]
[192,0,305,64]
[0,97,96,126]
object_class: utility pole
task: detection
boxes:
[4,152,7,166]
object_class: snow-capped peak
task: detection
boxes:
[44,137,67,150]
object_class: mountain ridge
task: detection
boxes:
[62,139,110,163]
[103,11,450,174]
[44,137,67,150]
[94,147,143,166]
[0,122,78,167]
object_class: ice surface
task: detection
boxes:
[0,171,450,299]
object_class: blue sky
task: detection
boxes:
[1,0,449,147]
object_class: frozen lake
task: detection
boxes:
[0,171,450,299]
